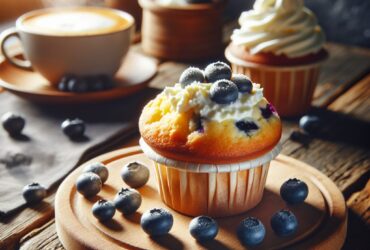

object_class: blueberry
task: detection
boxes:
[237,217,266,246]
[289,131,311,146]
[98,75,115,90]
[280,178,309,204]
[209,80,238,104]
[260,103,276,119]
[205,62,232,83]
[88,76,105,92]
[67,76,88,93]
[22,183,47,204]
[179,67,205,87]
[92,199,116,221]
[299,115,321,134]
[57,75,71,92]
[270,209,298,237]
[189,216,218,242]
[76,172,102,197]
[235,121,259,135]
[61,118,85,138]
[121,162,150,188]
[140,208,173,236]
[113,188,142,215]
[231,74,253,93]
[1,112,25,135]
[83,162,109,184]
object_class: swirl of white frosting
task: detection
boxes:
[162,83,267,122]
[231,0,325,58]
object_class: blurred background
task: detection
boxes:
[0,0,369,48]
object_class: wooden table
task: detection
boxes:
[0,31,370,249]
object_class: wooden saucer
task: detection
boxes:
[55,147,347,250]
[0,51,157,103]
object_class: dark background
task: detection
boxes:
[225,0,370,49]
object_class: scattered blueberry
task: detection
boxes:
[235,121,259,135]
[76,172,102,197]
[113,188,142,215]
[58,74,114,93]
[232,74,253,93]
[67,76,88,93]
[270,209,298,237]
[179,67,205,87]
[61,118,85,138]
[57,75,71,91]
[22,183,47,204]
[83,162,109,184]
[97,75,115,90]
[189,216,218,242]
[289,131,311,146]
[260,103,276,119]
[89,76,105,91]
[92,199,116,221]
[141,208,173,236]
[205,62,232,83]
[280,178,309,204]
[237,217,266,246]
[121,162,150,188]
[210,79,238,104]
[1,112,26,135]
[299,115,321,134]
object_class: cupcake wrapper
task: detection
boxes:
[225,49,324,117]
[154,161,270,217]
[140,138,281,173]
[140,138,281,216]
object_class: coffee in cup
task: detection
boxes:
[0,7,135,85]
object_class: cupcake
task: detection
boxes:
[139,0,225,60]
[225,0,328,117]
[139,62,282,217]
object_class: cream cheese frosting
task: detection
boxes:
[162,83,268,122]
[231,0,325,58]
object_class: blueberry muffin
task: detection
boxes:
[139,62,282,216]
[139,62,282,164]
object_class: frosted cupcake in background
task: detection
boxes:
[225,0,328,117]
[139,62,282,217]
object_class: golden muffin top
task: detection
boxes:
[139,62,282,164]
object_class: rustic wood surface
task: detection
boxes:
[0,26,369,250]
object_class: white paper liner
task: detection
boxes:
[139,138,282,173]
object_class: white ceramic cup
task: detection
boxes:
[0,7,135,85]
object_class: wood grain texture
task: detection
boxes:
[2,43,370,249]
[0,193,55,249]
[347,180,370,226]
[19,219,64,250]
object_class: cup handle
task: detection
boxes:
[0,27,32,70]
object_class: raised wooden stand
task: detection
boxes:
[55,146,347,249]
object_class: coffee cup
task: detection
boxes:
[0,7,135,85]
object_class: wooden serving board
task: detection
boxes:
[55,146,347,250]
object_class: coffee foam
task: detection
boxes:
[21,8,130,36]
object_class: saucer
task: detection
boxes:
[0,51,158,103]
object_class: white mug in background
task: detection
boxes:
[0,7,135,85]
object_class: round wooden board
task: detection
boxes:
[0,51,157,104]
[55,147,347,250]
